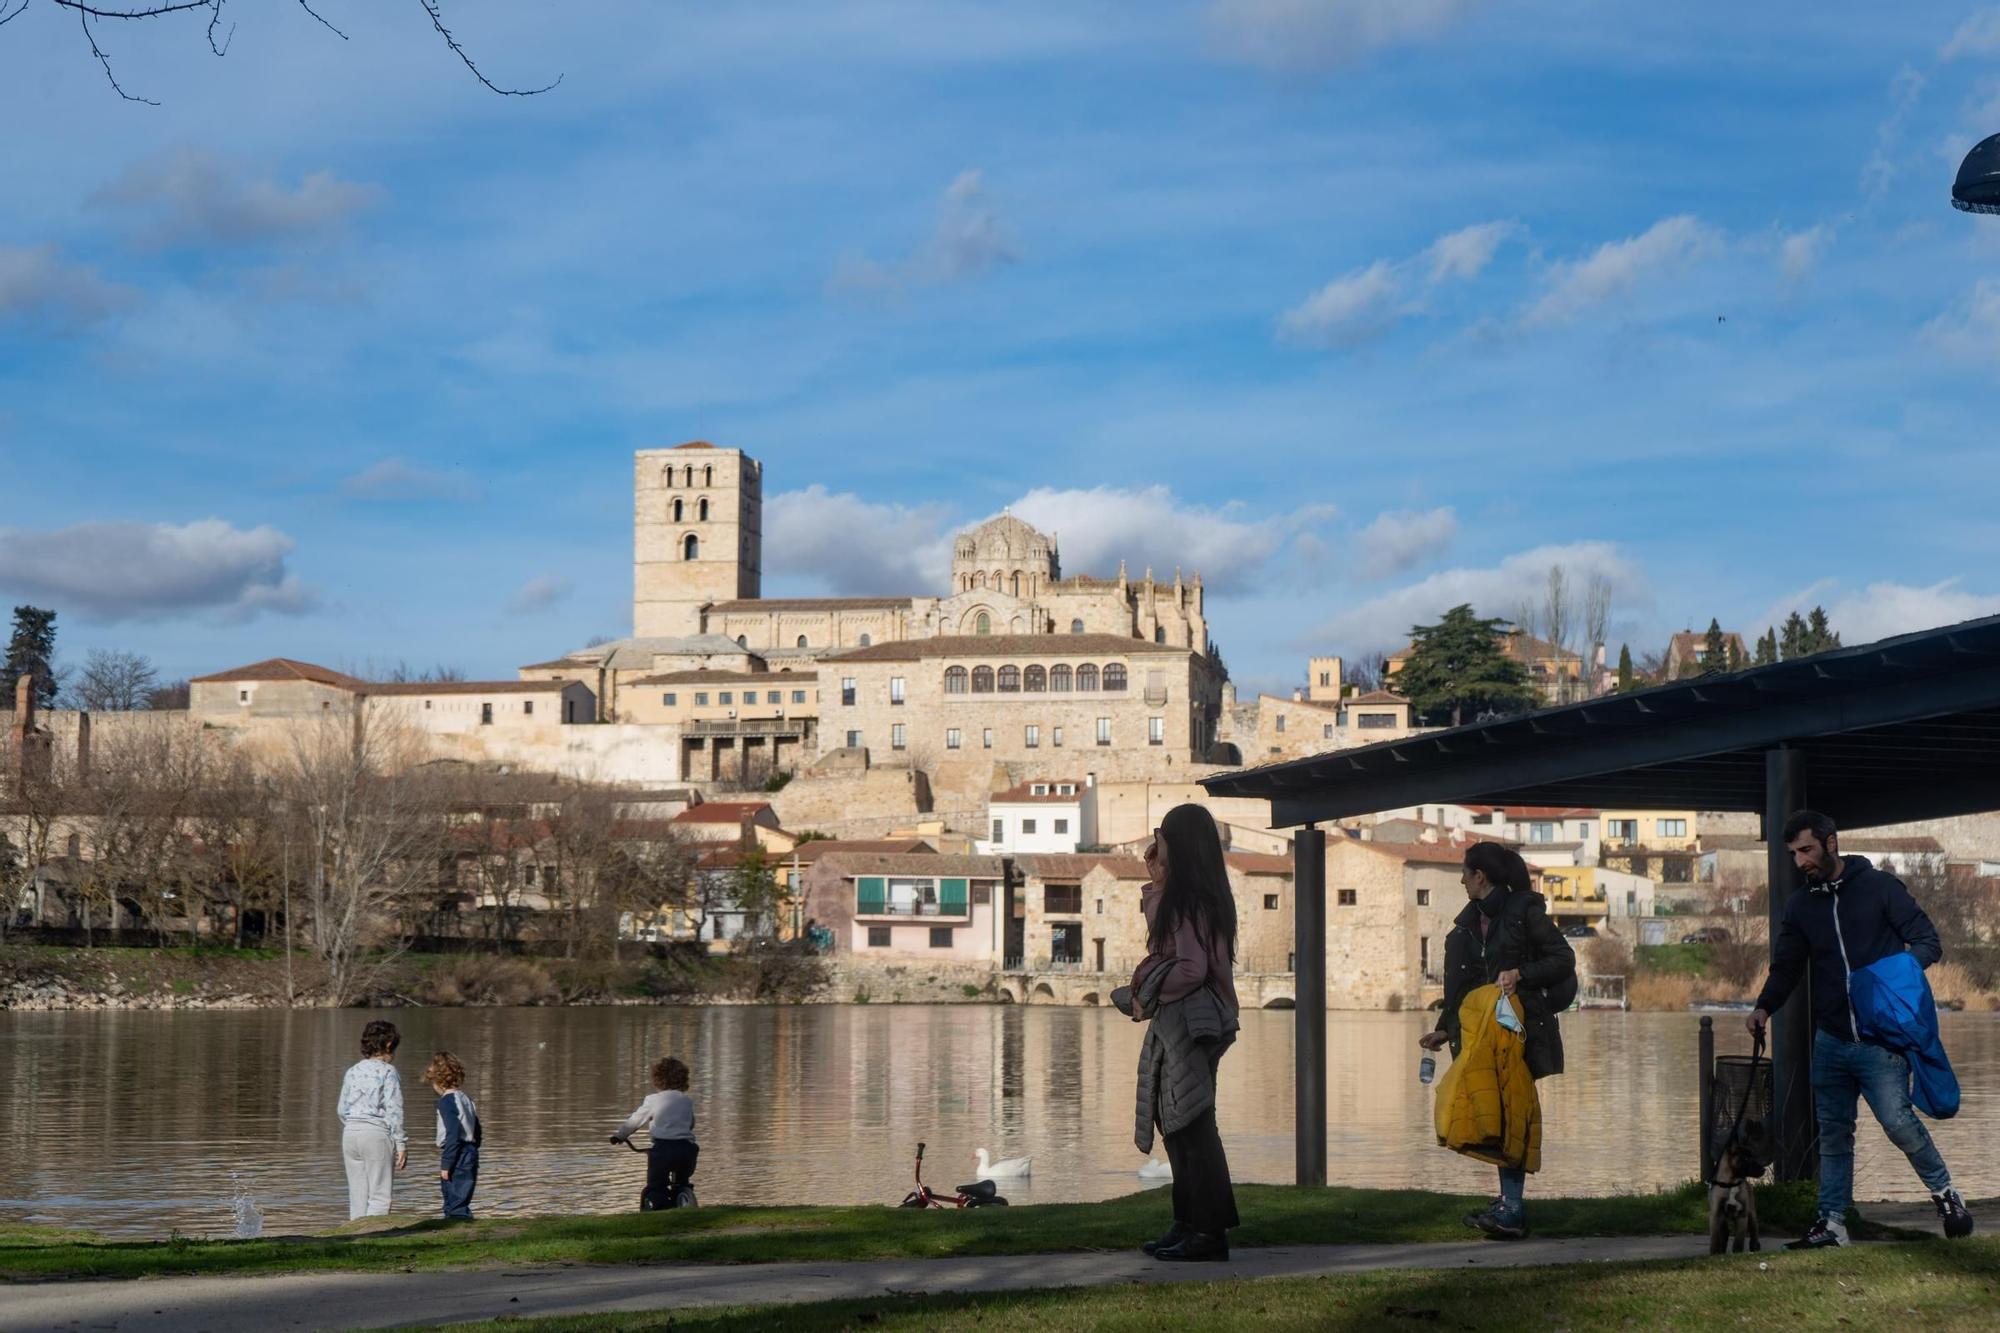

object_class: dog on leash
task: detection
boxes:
[1708,1119,1772,1254]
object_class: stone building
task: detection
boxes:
[1323,836,1468,1011]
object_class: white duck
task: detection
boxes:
[1138,1157,1173,1179]
[974,1148,1032,1180]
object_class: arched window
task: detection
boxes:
[796,635,808,648]
[672,498,684,521]
[1050,664,1073,692]
[1103,663,1128,692]
[698,498,710,521]
[998,665,1020,692]
[944,666,969,694]
[1154,626,1166,643]
[972,571,985,589]
[683,465,695,487]
[974,612,991,635]
[972,666,995,693]
[1076,663,1099,691]
[703,465,713,486]
[736,635,748,647]
[1024,665,1046,692]
[683,534,699,560]
[859,633,872,647]
[1011,572,1021,597]
[1070,619,1085,634]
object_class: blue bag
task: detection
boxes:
[1849,951,1959,1120]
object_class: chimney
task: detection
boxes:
[76,711,91,785]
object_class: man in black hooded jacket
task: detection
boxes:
[1748,809,1972,1248]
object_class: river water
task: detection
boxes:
[3,1007,1995,1238]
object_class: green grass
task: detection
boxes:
[0,1182,1841,1282]
[1636,942,1714,976]
[429,1238,2000,1332]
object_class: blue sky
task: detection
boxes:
[3,1,1999,698]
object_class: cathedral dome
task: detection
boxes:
[957,512,1050,560]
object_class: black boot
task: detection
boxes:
[1154,1230,1229,1262]
[1142,1221,1187,1255]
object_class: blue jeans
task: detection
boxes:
[1812,1029,1950,1219]
[441,1144,478,1219]
[1498,1166,1526,1211]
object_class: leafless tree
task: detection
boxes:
[147,679,191,710]
[376,660,469,685]
[73,712,213,942]
[1347,651,1390,692]
[70,649,160,712]
[1514,563,1617,701]
[3,0,560,106]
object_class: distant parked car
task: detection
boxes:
[1681,926,1732,944]
[1561,925,1599,939]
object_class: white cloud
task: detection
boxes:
[1778,225,1831,287]
[92,147,381,248]
[764,485,958,594]
[507,575,574,615]
[1922,277,2000,366]
[1942,9,2000,60]
[1521,215,1715,329]
[1011,485,1337,594]
[339,459,481,502]
[0,244,133,330]
[1208,0,1484,71]
[1308,541,1648,656]
[1278,260,1402,346]
[1424,221,1517,284]
[1762,579,2000,647]
[0,519,318,623]
[1353,507,1457,579]
[1862,67,1927,199]
[831,169,1018,295]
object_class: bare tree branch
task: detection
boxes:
[0,2,34,31]
[206,0,231,57]
[293,0,343,41]
[415,0,559,97]
[53,1,212,18]
[78,7,160,104]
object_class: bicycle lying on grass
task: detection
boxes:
[898,1141,1009,1209]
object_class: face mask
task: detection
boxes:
[1495,993,1524,1034]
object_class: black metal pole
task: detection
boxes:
[1293,825,1327,1188]
[1697,1015,1714,1182]
[1765,746,1817,1182]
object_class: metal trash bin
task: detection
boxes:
[1709,1054,1774,1144]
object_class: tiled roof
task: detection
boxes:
[1340,837,1476,866]
[829,852,1005,878]
[823,633,1191,663]
[1347,690,1410,705]
[634,670,819,685]
[671,441,718,450]
[518,658,592,672]
[672,802,776,824]
[1020,853,1149,881]
[366,680,575,696]
[990,777,1089,804]
[787,838,932,863]
[708,597,914,613]
[1224,852,1293,875]
[191,658,363,688]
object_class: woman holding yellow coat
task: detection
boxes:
[1418,842,1576,1239]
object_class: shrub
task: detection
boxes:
[1628,972,1695,1011]
[420,957,558,1006]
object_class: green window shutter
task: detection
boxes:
[856,877,886,914]
[940,878,969,912]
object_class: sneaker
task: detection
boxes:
[1470,1202,1527,1241]
[1462,1197,1505,1230]
[1933,1188,1975,1240]
[1142,1221,1187,1256]
[1784,1216,1849,1249]
[1153,1230,1229,1262]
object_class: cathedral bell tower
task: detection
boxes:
[633,443,762,639]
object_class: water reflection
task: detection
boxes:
[1,1008,1993,1238]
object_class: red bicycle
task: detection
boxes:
[898,1142,1009,1208]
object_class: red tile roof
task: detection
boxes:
[672,802,776,825]
[671,441,718,450]
[1020,853,1149,881]
[991,778,1089,804]
[1347,690,1410,705]
[191,658,363,688]
[1224,852,1294,875]
[1462,805,1600,819]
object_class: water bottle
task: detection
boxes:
[1418,1055,1436,1085]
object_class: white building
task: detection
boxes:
[977,776,1098,855]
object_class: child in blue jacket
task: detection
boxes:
[425,1051,482,1220]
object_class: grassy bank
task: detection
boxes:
[432,1237,2000,1332]
[0,1182,1837,1282]
[0,942,820,1009]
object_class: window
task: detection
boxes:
[1276,715,1287,733]
[1050,664,1073,691]
[1579,822,1593,838]
[423,699,432,710]
[743,691,758,705]
[993,819,1004,842]
[1155,627,1166,643]
[737,635,748,647]
[1070,619,1085,634]
[662,692,678,706]
[1323,723,1334,738]
[1337,889,1357,906]
[1358,712,1396,729]
[1045,884,1082,914]
[1103,663,1127,691]
[998,665,1020,692]
[929,927,953,949]
[972,667,995,693]
[523,700,534,716]
[1054,818,1068,834]
[1096,717,1112,746]
[1264,894,1279,910]
[947,728,962,750]
[792,690,807,704]
[480,702,493,725]
[1023,819,1037,835]
[1664,859,1694,883]
[1024,665,1046,692]
[672,498,684,521]
[683,534,699,560]
[868,926,891,948]
[1032,783,1048,795]
[1025,725,1039,748]
[1607,819,1640,842]
[891,723,907,750]
[1528,822,1556,843]
[698,498,709,521]
[945,666,969,694]
[1148,717,1165,746]
[695,692,709,706]
[1417,889,1431,906]
[1052,726,1064,747]
[890,676,906,704]
[1420,936,1431,975]
[1095,898,1103,914]
[1319,671,1330,686]
[719,692,733,705]
[859,633,872,647]
[975,612,992,635]
[845,729,861,748]
[1657,818,1688,838]
[703,464,713,486]
[982,728,994,749]
[1077,664,1099,691]
[841,677,857,706]
[239,689,249,702]
[1050,922,1083,963]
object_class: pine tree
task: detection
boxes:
[1753,628,1777,667]
[1806,606,1840,654]
[1,606,57,711]
[1388,604,1538,727]
[1780,611,1808,661]
[1616,643,1634,692]
[1701,619,1728,675]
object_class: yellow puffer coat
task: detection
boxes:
[1433,983,1541,1172]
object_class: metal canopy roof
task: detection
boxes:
[1202,614,2000,830]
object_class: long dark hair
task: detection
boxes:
[1464,841,1531,895]
[1148,803,1237,959]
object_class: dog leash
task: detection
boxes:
[1705,1028,1766,1186]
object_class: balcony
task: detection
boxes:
[853,899,970,920]
[1144,687,1169,706]
[686,717,810,737]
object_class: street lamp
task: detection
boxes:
[1951,132,2000,214]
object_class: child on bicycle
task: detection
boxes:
[610,1056,698,1209]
